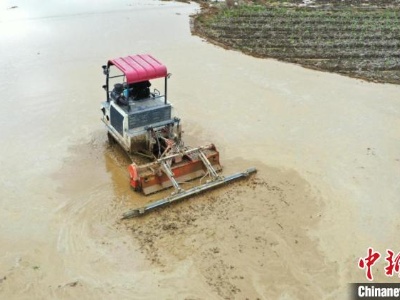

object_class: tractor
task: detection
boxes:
[100,54,256,218]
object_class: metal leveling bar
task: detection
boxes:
[122,167,257,219]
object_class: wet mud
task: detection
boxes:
[125,165,339,299]
[1,0,400,299]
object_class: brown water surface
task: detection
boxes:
[1,1,400,299]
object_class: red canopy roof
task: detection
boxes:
[108,54,167,84]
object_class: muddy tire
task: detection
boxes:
[107,132,116,146]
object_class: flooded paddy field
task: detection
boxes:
[0,0,400,299]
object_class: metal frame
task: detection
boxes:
[122,166,257,219]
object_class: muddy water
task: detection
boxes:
[1,1,400,299]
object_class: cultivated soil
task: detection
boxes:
[192,0,400,84]
[121,165,338,299]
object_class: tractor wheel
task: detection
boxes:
[107,132,116,145]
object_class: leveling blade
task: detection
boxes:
[121,167,257,219]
